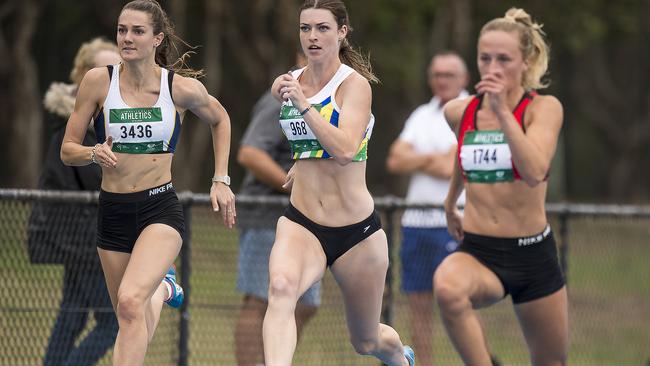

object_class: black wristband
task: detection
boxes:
[299,105,312,116]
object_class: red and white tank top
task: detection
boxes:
[457,92,537,183]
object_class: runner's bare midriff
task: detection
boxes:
[290,159,374,227]
[100,153,173,193]
[462,180,548,238]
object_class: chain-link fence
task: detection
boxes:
[1,190,649,365]
[0,191,179,366]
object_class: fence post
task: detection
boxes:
[558,211,569,284]
[380,207,397,366]
[382,207,396,326]
[179,201,192,366]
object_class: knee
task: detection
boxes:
[532,352,568,366]
[433,271,471,316]
[531,346,568,366]
[267,273,299,304]
[350,337,379,356]
[116,292,146,323]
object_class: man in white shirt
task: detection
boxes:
[387,51,469,366]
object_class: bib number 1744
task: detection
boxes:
[473,148,497,164]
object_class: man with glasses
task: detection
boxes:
[386,51,469,366]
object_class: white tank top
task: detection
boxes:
[93,64,181,154]
[279,64,375,161]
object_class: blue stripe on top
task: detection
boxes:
[330,109,340,128]
[168,111,182,153]
[94,108,106,143]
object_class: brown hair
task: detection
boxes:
[300,0,379,83]
[480,8,550,90]
[70,38,118,85]
[122,0,204,78]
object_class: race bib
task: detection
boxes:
[278,101,371,161]
[279,104,320,141]
[109,107,166,153]
[460,130,514,183]
[279,103,329,159]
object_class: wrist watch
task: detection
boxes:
[211,175,230,186]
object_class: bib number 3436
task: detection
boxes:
[120,124,153,139]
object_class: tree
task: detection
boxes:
[0,0,42,188]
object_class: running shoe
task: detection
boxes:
[404,345,415,366]
[163,265,184,308]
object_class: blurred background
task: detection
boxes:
[1,0,649,365]
[1,0,649,202]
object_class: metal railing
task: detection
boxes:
[1,189,649,365]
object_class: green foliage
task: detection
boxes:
[2,0,648,200]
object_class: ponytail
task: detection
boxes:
[481,7,550,90]
[339,39,379,84]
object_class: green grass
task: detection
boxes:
[1,202,649,365]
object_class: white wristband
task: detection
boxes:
[90,144,101,164]
[212,175,230,186]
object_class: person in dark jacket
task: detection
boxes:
[35,37,121,366]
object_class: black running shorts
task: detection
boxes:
[97,182,185,253]
[459,225,565,304]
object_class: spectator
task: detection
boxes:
[234,62,321,365]
[386,51,468,366]
[33,37,121,366]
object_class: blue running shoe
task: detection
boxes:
[404,345,415,366]
[163,265,184,308]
